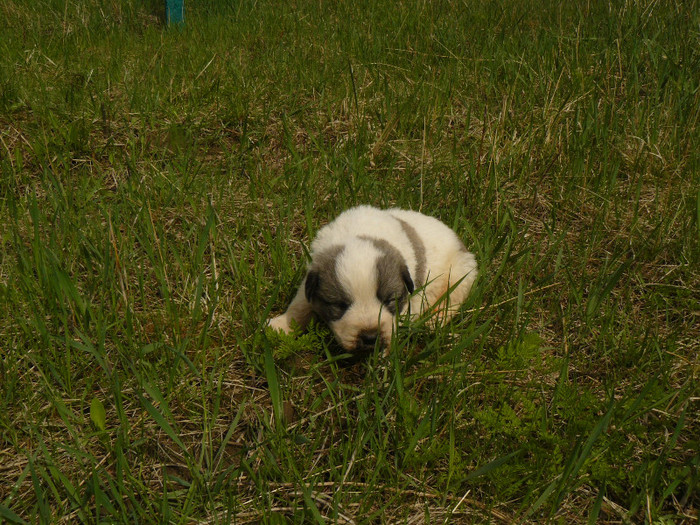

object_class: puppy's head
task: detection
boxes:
[305,238,413,352]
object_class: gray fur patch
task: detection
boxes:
[305,245,351,322]
[358,236,412,314]
[393,217,426,285]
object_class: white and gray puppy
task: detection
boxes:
[268,205,478,352]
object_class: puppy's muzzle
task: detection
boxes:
[356,330,379,352]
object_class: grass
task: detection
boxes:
[0,0,698,522]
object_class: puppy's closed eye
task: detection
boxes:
[378,294,400,314]
[310,293,351,322]
[380,295,396,307]
[324,300,350,319]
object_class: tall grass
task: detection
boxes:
[1,0,698,522]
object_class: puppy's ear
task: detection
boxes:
[305,269,320,301]
[401,265,414,294]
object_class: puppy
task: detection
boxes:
[268,205,477,352]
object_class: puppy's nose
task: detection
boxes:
[358,331,378,349]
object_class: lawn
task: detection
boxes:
[0,0,698,523]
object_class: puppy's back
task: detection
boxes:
[311,206,404,253]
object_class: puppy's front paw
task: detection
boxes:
[267,315,293,334]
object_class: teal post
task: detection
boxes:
[166,0,184,25]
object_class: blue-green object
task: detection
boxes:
[166,0,184,25]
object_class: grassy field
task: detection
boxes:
[1,0,698,523]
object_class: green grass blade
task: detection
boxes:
[140,395,188,453]
[464,450,522,483]
[301,485,326,524]
[90,397,107,431]
[0,505,26,525]
[587,482,606,525]
[264,346,284,430]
